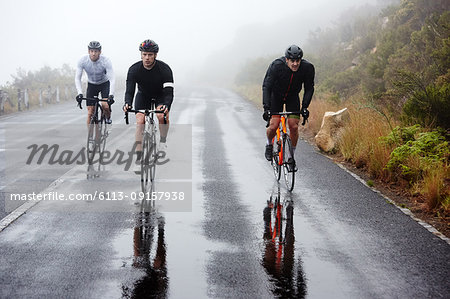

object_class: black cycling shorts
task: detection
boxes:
[270,96,301,118]
[134,92,170,111]
[86,81,110,106]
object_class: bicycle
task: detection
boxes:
[125,99,166,192]
[78,96,113,178]
[267,110,306,191]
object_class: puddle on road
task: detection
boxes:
[291,198,368,299]
[240,182,363,299]
[110,208,237,298]
[112,228,135,269]
[110,210,169,298]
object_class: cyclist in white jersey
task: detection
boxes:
[75,41,115,124]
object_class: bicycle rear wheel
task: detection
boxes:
[282,136,295,192]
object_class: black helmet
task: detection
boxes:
[285,45,303,60]
[139,39,159,53]
[88,41,102,50]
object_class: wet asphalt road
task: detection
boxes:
[0,86,449,298]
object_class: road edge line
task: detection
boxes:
[0,178,64,232]
[0,124,133,233]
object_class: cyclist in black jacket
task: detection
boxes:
[123,39,174,159]
[262,45,315,162]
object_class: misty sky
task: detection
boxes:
[0,0,384,86]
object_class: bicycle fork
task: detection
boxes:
[276,116,289,166]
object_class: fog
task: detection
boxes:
[0,0,389,87]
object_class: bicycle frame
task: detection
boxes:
[275,115,289,167]
[79,97,112,178]
[125,101,166,192]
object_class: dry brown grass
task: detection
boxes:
[367,139,393,181]
[338,104,394,176]
[421,163,449,210]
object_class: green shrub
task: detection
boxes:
[380,124,421,145]
[386,128,449,183]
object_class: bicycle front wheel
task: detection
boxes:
[149,127,157,182]
[282,136,295,192]
[86,117,97,165]
[95,116,108,175]
[271,137,282,181]
[141,132,151,192]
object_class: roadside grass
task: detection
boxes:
[338,104,394,180]
[336,104,449,212]
[422,164,449,210]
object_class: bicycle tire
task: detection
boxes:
[86,116,97,165]
[272,136,282,181]
[283,135,295,192]
[141,131,151,192]
[149,124,157,182]
[95,115,108,176]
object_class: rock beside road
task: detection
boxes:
[315,108,349,152]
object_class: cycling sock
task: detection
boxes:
[292,146,296,153]
[266,139,273,145]
[160,136,167,143]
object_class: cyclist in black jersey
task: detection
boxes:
[123,39,174,160]
[262,45,315,163]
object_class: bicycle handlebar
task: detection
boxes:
[80,97,110,102]
[124,108,166,125]
[265,111,308,127]
[269,111,302,116]
[77,97,113,109]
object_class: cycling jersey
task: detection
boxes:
[124,60,174,109]
[75,55,115,96]
[262,57,315,113]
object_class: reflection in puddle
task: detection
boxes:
[262,183,307,298]
[121,204,168,298]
